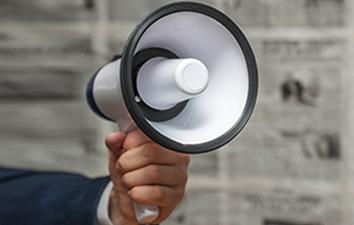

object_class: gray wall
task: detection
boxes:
[0,0,353,225]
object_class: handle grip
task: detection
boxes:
[133,202,159,224]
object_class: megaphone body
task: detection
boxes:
[86,2,258,224]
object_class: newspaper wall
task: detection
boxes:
[0,0,109,176]
[0,0,352,224]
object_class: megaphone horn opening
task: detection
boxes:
[118,2,258,153]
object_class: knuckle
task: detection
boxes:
[129,187,139,200]
[121,174,131,188]
[141,144,157,161]
[130,129,141,139]
[146,165,160,179]
[114,160,120,171]
[117,157,127,172]
[123,136,135,150]
[124,130,144,149]
[151,187,164,202]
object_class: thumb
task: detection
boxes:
[106,132,126,186]
[105,132,126,157]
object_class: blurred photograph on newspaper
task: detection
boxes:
[225,38,345,182]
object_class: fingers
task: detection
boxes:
[122,129,150,150]
[129,185,185,207]
[117,143,190,173]
[121,164,188,189]
[105,132,126,156]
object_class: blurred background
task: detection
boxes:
[0,0,354,225]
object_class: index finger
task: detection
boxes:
[118,143,190,173]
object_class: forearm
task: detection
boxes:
[0,167,110,225]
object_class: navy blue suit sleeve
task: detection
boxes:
[0,167,110,225]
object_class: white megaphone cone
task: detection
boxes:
[86,2,258,224]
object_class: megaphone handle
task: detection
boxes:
[119,122,160,224]
[133,202,160,224]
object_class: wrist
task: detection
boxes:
[109,190,122,225]
[109,190,161,225]
[109,189,139,225]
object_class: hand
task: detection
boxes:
[105,129,190,225]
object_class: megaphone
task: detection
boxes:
[86,1,258,224]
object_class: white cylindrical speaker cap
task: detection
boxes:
[175,59,209,95]
[137,58,209,111]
